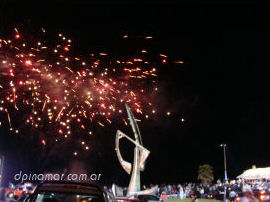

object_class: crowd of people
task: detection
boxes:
[106,179,270,201]
[148,179,270,201]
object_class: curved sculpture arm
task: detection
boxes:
[116,130,150,173]
[140,149,150,171]
[116,130,132,174]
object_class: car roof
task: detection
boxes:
[115,198,140,202]
[35,181,103,196]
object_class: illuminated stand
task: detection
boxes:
[0,155,4,186]
[114,104,157,196]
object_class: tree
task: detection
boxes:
[198,164,214,185]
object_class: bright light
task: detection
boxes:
[25,60,32,66]
[15,34,21,39]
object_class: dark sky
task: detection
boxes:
[1,1,270,186]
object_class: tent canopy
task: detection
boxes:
[237,167,270,180]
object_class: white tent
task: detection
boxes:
[237,167,270,180]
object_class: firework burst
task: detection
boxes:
[0,27,177,154]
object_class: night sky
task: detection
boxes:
[1,1,270,187]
